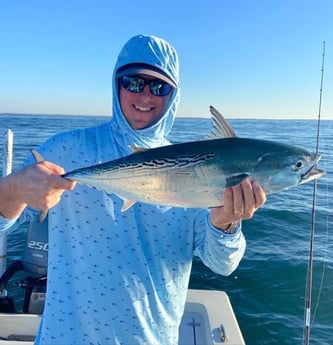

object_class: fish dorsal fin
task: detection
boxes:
[206,106,237,139]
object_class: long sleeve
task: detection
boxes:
[193,211,246,276]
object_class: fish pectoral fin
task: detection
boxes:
[226,174,250,188]
[120,198,137,212]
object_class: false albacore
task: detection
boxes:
[32,106,324,213]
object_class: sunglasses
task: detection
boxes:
[120,76,173,97]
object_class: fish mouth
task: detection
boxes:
[300,156,325,185]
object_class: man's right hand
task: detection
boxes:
[0,161,76,219]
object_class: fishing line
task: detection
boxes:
[303,40,326,345]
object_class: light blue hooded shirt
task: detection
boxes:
[0,34,245,345]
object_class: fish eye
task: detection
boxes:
[295,159,305,170]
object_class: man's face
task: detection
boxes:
[119,74,173,129]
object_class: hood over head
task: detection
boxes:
[110,34,180,153]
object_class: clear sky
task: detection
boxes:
[0,0,332,119]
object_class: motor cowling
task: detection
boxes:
[21,216,48,276]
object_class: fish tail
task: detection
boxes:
[31,149,49,222]
[38,210,48,223]
[31,149,44,163]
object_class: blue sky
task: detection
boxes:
[0,0,332,119]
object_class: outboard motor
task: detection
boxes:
[22,216,48,275]
[0,216,48,314]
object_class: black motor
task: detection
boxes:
[0,216,48,314]
[22,216,48,275]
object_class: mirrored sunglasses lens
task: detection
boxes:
[122,77,145,93]
[150,81,172,96]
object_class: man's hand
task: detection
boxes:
[0,161,76,219]
[210,179,266,230]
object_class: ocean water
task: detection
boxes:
[0,114,332,345]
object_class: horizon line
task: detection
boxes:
[0,112,331,121]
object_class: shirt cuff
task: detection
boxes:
[0,214,18,234]
[207,216,242,237]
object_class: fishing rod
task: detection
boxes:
[303,40,326,345]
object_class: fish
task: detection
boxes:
[32,106,324,214]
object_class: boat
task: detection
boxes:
[0,129,246,345]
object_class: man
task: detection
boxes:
[0,34,265,344]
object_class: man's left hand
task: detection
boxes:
[210,179,266,230]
